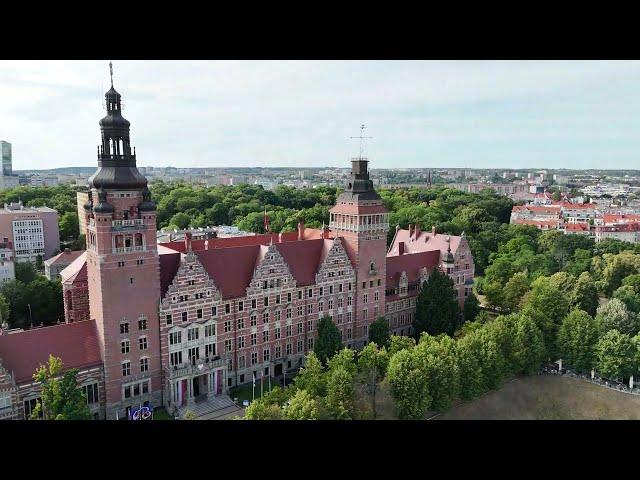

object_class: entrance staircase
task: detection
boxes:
[177,394,242,420]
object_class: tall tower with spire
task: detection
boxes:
[84,64,162,419]
[329,126,389,346]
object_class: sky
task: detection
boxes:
[1,60,640,171]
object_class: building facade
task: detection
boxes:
[0,202,60,262]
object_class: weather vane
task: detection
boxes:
[350,124,372,159]
[109,61,114,88]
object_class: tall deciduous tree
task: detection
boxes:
[513,313,546,374]
[502,272,530,311]
[388,335,416,355]
[456,331,486,400]
[387,348,431,420]
[357,342,389,419]
[415,334,460,412]
[324,366,355,420]
[29,355,91,420]
[595,329,638,380]
[368,317,391,348]
[463,292,481,321]
[315,317,342,365]
[414,268,461,337]
[557,309,600,372]
[571,271,599,317]
[595,298,638,336]
[284,389,320,420]
[294,352,326,397]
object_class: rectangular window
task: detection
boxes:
[197,308,203,319]
[166,314,172,325]
[251,352,258,365]
[275,345,281,358]
[307,304,313,314]
[307,338,314,350]
[224,320,232,333]
[189,347,200,364]
[225,303,231,314]
[205,343,216,357]
[263,348,270,362]
[238,356,246,369]
[121,340,130,354]
[122,361,131,377]
[276,294,281,304]
[182,312,188,323]
[252,299,257,309]
[82,383,99,405]
[224,339,232,353]
[318,301,324,312]
[319,287,324,296]
[140,357,149,373]
[263,330,269,342]
[139,337,148,351]
[297,340,303,354]
[307,319,313,331]
[212,306,217,317]
[275,327,281,339]
[286,325,292,337]
[170,351,182,366]
[237,336,245,349]
[263,312,269,323]
[169,331,182,345]
[237,317,245,329]
[298,290,303,300]
[238,301,244,312]
[297,306,303,316]
[287,292,292,302]
[205,324,215,337]
[286,308,292,319]
[286,343,292,355]
[251,314,257,326]
[308,288,313,298]
[251,333,257,346]
[297,322,303,334]
[188,327,199,341]
[120,321,129,334]
[138,318,147,331]
[264,297,269,307]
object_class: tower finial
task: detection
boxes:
[349,124,373,159]
[109,61,114,88]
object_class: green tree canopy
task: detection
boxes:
[571,271,599,317]
[315,317,342,365]
[414,268,461,337]
[368,317,391,349]
[557,309,600,372]
[595,329,638,380]
[387,348,431,420]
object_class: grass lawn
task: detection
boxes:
[229,377,281,405]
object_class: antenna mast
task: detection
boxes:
[349,124,373,159]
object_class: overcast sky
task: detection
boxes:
[1,60,640,171]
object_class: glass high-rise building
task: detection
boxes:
[0,141,11,176]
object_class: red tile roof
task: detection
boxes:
[195,245,262,299]
[603,213,640,225]
[565,222,590,232]
[44,249,85,268]
[0,320,102,384]
[158,245,182,297]
[596,223,640,233]
[274,240,329,286]
[388,229,462,257]
[386,251,440,288]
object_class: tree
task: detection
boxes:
[357,342,389,419]
[414,268,462,337]
[456,331,486,400]
[0,294,10,327]
[521,276,571,358]
[513,314,546,374]
[415,334,460,412]
[502,272,529,311]
[314,317,342,365]
[613,285,640,314]
[387,348,431,420]
[244,400,284,420]
[29,355,91,420]
[571,272,599,317]
[326,348,357,376]
[463,292,481,321]
[182,409,199,420]
[15,261,38,284]
[595,298,638,336]
[293,352,326,397]
[388,335,416,355]
[557,309,600,372]
[284,389,320,420]
[168,212,192,230]
[595,329,638,380]
[59,211,79,241]
[368,317,390,348]
[324,366,355,420]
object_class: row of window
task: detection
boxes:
[235,338,314,369]
[121,337,148,353]
[122,357,149,377]
[120,317,148,334]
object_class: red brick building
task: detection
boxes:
[0,76,474,420]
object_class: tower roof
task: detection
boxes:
[335,157,382,203]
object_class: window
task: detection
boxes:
[0,395,11,410]
[212,306,217,317]
[263,348,270,362]
[297,322,303,334]
[251,352,258,365]
[286,325,292,337]
[318,301,324,312]
[307,319,313,331]
[263,330,269,342]
[170,351,182,366]
[364,293,368,303]
[252,299,257,309]
[188,327,199,341]
[264,297,269,307]
[307,338,314,350]
[140,357,149,373]
[224,320,232,333]
[189,347,200,364]
[286,343,292,355]
[238,336,245,349]
[286,308,292,319]
[182,312,188,323]
[82,383,99,405]
[275,327,281,339]
[363,309,368,320]
[275,310,281,321]
[238,301,244,312]
[121,340,130,354]
[307,304,313,314]
[329,285,334,294]
[251,333,257,346]
[276,294,281,305]
[120,321,129,334]
[374,291,379,302]
[251,314,257,326]
[338,297,343,308]
[24,398,42,419]
[238,356,246,369]
[275,345,282,358]
[197,308,203,319]
[287,292,292,302]
[166,314,172,325]
[139,337,148,351]
[308,288,313,298]
[169,331,182,345]
[319,287,324,296]
[363,325,368,337]
[205,324,215,337]
[263,312,269,323]
[347,328,352,340]
[237,317,245,329]
[328,299,333,309]
[224,339,232,353]
[225,303,231,314]
[297,340,303,354]
[122,361,131,377]
[297,306,303,316]
[298,290,302,300]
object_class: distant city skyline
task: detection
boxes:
[2,60,640,171]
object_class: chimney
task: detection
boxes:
[297,220,305,241]
[322,224,330,239]
[431,225,436,236]
[414,224,420,239]
[184,232,192,252]
[408,224,414,238]
[398,241,405,255]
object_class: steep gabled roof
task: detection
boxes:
[195,245,262,299]
[60,251,88,284]
[0,320,102,384]
[159,244,182,297]
[385,251,440,288]
[388,229,462,258]
[44,249,85,268]
[274,239,326,286]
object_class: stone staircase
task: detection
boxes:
[178,394,242,420]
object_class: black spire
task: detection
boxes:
[88,62,147,190]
